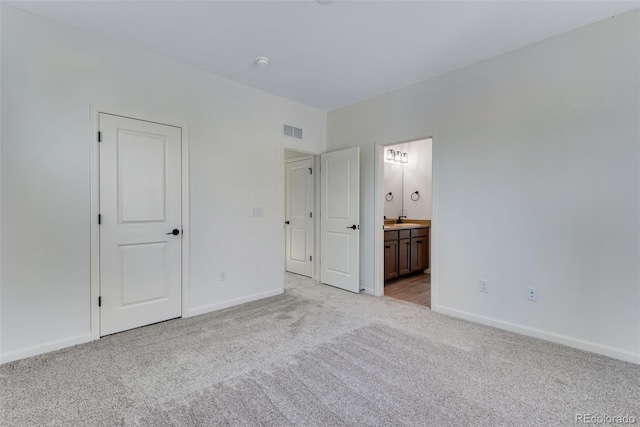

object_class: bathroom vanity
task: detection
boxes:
[384,223,429,282]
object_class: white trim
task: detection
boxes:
[0,4,4,362]
[284,154,314,164]
[373,135,435,298]
[90,106,100,340]
[90,105,190,339]
[433,304,640,365]
[186,288,284,318]
[0,334,93,365]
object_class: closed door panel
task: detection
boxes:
[285,158,313,277]
[100,113,182,336]
[320,147,360,293]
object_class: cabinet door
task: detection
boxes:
[384,240,398,281]
[411,236,429,272]
[398,238,411,276]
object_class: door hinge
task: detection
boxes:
[98,214,102,225]
[98,131,102,142]
[309,212,312,218]
[98,296,102,307]
[309,168,312,174]
[310,255,313,261]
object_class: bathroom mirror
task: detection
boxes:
[383,139,433,221]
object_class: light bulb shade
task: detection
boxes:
[402,153,408,163]
[386,149,394,161]
[393,151,400,162]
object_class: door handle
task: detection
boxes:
[166,229,180,236]
[285,221,290,225]
[346,225,357,230]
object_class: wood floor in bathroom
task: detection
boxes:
[384,272,431,308]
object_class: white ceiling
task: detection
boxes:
[8,1,639,111]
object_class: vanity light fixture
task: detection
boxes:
[385,148,409,164]
[386,149,395,161]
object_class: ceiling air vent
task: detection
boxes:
[284,124,303,139]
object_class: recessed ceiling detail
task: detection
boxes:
[6,1,638,111]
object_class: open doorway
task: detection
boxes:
[283,149,317,279]
[379,138,433,307]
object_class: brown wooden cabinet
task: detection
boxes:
[384,226,429,282]
[384,231,399,280]
[398,238,411,276]
[410,228,429,272]
[410,238,429,272]
[384,240,398,280]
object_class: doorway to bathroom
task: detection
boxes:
[377,138,433,308]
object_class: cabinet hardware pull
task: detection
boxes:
[416,240,423,243]
[385,245,391,249]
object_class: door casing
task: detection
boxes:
[90,105,190,340]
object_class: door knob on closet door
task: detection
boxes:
[285,221,290,225]
[346,225,357,230]
[166,229,180,235]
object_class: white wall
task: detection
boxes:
[402,139,432,220]
[328,10,640,363]
[0,6,326,362]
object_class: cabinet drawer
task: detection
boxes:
[384,230,398,241]
[410,227,429,238]
[399,230,411,239]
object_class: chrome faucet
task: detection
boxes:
[396,215,407,224]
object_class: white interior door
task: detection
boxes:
[99,113,182,336]
[285,158,314,277]
[320,147,360,293]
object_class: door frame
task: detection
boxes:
[284,153,316,279]
[280,146,321,282]
[89,105,190,340]
[373,135,437,302]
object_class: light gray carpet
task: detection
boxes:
[1,273,638,426]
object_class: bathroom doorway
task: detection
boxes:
[377,138,433,308]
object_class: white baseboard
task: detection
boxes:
[0,333,93,365]
[433,304,640,365]
[186,288,284,318]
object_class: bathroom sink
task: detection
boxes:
[383,223,421,229]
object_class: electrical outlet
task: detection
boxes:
[219,271,227,281]
[479,280,489,293]
[527,287,538,302]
